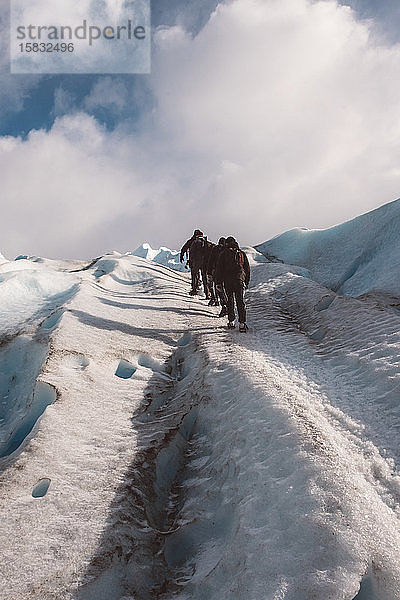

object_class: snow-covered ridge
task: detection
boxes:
[256,198,400,298]
[3,248,400,598]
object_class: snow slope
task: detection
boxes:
[256,198,400,298]
[1,253,400,599]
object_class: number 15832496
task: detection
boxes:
[19,42,74,52]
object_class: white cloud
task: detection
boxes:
[149,0,400,241]
[52,86,76,117]
[83,77,129,114]
[2,0,400,257]
[0,115,138,257]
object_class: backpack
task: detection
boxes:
[233,248,245,271]
[224,247,246,282]
[227,247,245,273]
[190,236,206,263]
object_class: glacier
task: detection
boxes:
[0,204,400,599]
[256,198,400,298]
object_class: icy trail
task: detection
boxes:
[1,255,400,599]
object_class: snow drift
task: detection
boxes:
[256,198,400,298]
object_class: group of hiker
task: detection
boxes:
[180,229,250,333]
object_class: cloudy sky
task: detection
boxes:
[1,0,400,259]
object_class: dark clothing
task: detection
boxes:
[215,282,228,307]
[206,274,217,303]
[215,244,250,288]
[202,241,215,299]
[180,234,208,295]
[201,265,209,298]
[190,236,207,267]
[180,237,192,262]
[180,234,198,263]
[207,243,225,275]
[190,265,201,294]
[215,243,250,323]
[179,229,203,259]
[207,242,228,306]
[201,240,216,300]
[203,241,215,269]
[226,283,246,323]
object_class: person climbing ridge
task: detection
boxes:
[215,236,250,332]
[207,237,228,316]
[203,238,216,301]
[180,229,208,296]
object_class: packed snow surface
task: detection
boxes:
[1,250,400,599]
[256,198,400,297]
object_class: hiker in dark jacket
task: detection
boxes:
[180,229,208,296]
[207,237,228,314]
[203,239,215,301]
[215,236,250,332]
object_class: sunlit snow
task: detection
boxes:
[256,197,400,298]
[1,204,400,599]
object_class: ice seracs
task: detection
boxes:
[256,197,400,298]
[131,243,186,272]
